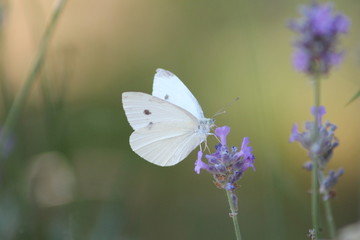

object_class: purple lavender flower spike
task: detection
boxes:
[291,106,339,169]
[215,126,230,145]
[195,126,255,194]
[290,1,350,75]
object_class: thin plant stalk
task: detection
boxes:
[311,156,320,239]
[311,76,321,239]
[0,0,67,156]
[312,76,337,239]
[324,199,336,238]
[319,171,337,238]
[226,190,242,240]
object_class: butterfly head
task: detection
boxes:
[199,118,215,135]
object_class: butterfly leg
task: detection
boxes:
[204,140,211,153]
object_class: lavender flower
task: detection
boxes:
[289,1,350,75]
[290,106,343,202]
[290,106,338,169]
[195,126,255,192]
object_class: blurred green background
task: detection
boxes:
[0,0,359,239]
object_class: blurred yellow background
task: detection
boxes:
[0,0,359,239]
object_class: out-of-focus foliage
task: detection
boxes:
[347,90,360,105]
[0,0,359,239]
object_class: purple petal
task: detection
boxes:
[239,137,253,159]
[239,137,255,171]
[328,52,343,66]
[194,151,208,174]
[243,156,256,172]
[215,126,230,145]
[311,106,326,126]
[290,124,300,142]
[241,137,250,149]
[293,49,309,72]
[310,3,333,35]
[333,14,350,34]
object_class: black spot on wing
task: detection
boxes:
[164,94,169,100]
[144,109,151,115]
[147,122,153,129]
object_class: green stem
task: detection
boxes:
[311,77,321,239]
[0,0,67,156]
[319,171,337,238]
[324,197,336,238]
[226,190,242,240]
[311,156,320,239]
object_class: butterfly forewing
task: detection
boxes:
[122,92,197,131]
[153,68,205,120]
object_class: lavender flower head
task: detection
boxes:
[290,106,338,169]
[290,106,343,199]
[289,1,350,75]
[195,126,255,192]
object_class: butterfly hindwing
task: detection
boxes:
[130,122,204,166]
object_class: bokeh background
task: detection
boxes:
[0,0,360,239]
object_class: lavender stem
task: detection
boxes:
[319,171,336,238]
[226,190,242,240]
[311,77,321,239]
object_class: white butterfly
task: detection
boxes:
[122,68,214,166]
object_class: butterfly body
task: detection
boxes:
[122,69,213,166]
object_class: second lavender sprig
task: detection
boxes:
[289,2,350,238]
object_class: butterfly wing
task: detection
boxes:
[130,123,204,166]
[122,92,206,166]
[122,92,197,130]
[152,68,205,120]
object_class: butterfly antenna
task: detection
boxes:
[212,97,239,118]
